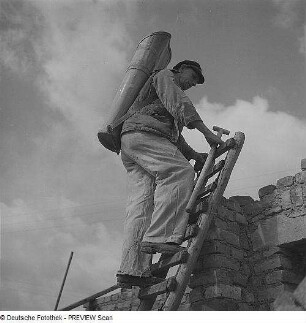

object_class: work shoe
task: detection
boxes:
[116,274,164,289]
[140,242,186,255]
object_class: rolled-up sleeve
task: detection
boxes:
[152,69,202,129]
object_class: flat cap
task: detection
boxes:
[172,60,205,84]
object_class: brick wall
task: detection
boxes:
[88,166,306,311]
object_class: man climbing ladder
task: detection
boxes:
[116,60,224,288]
[57,32,244,312]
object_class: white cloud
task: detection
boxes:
[299,25,306,56]
[272,0,300,29]
[1,0,135,152]
[0,198,123,310]
[183,96,306,199]
[0,0,133,310]
[33,0,135,152]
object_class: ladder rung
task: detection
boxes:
[138,277,177,300]
[151,250,189,276]
[196,181,218,200]
[183,224,199,241]
[214,138,236,158]
[189,197,210,217]
[205,160,225,180]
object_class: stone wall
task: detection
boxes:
[89,164,306,311]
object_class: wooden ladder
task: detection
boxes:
[58,127,244,312]
[137,127,245,311]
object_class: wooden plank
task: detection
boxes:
[151,250,189,276]
[214,138,236,159]
[162,132,245,311]
[138,277,177,300]
[59,284,119,311]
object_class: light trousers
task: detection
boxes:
[118,131,195,277]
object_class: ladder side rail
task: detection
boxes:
[162,131,245,311]
[186,143,217,213]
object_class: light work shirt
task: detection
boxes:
[121,69,203,160]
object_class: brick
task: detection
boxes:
[293,276,306,310]
[200,240,227,255]
[266,270,303,285]
[239,232,250,250]
[303,185,306,202]
[214,217,229,231]
[227,221,241,234]
[201,240,244,260]
[189,270,230,288]
[250,217,278,251]
[263,246,284,258]
[290,186,304,207]
[238,303,255,310]
[288,208,306,218]
[204,284,241,300]
[236,212,248,224]
[111,293,119,301]
[207,228,240,247]
[264,206,282,217]
[217,206,235,221]
[241,288,255,303]
[251,274,265,287]
[258,185,276,199]
[254,254,293,274]
[273,291,304,311]
[257,284,295,302]
[295,171,306,184]
[279,189,292,209]
[178,304,190,311]
[189,286,204,303]
[229,246,245,260]
[232,271,249,286]
[190,268,247,288]
[277,212,306,245]
[240,263,251,276]
[103,304,116,311]
[206,298,240,310]
[250,213,266,223]
[257,303,270,310]
[277,176,295,188]
[202,254,240,271]
[190,301,208,310]
[229,196,254,206]
[225,199,242,213]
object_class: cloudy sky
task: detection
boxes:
[0,0,305,310]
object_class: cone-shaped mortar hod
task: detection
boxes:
[97,31,171,153]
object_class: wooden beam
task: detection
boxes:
[58,284,119,311]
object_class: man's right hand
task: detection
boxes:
[189,120,225,147]
[204,131,224,147]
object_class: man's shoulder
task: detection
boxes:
[153,68,175,78]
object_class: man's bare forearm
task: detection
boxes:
[189,120,212,136]
[189,120,224,146]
